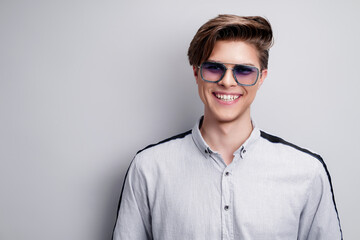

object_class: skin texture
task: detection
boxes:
[193,40,267,165]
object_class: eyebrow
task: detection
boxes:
[207,60,256,67]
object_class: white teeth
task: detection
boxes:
[215,94,240,101]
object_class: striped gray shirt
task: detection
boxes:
[113,118,342,240]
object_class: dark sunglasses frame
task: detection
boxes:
[198,61,261,86]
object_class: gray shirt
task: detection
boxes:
[112,118,342,240]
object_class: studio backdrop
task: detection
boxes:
[0,0,359,239]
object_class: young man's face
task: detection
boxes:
[193,40,267,124]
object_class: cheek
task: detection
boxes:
[197,81,211,103]
[197,84,206,102]
[245,88,259,102]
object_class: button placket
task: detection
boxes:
[221,167,234,239]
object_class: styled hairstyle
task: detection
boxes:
[188,15,273,70]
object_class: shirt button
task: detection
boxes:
[225,172,230,176]
[224,205,229,211]
[243,149,246,154]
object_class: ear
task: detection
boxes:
[193,65,199,84]
[257,69,267,89]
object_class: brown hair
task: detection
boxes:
[188,15,273,70]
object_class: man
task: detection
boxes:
[112,15,342,239]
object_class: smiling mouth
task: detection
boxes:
[213,93,241,101]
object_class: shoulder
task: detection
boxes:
[136,129,192,155]
[258,130,328,173]
[131,129,193,170]
[259,130,323,160]
[257,130,337,198]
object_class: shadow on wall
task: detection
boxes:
[100,157,129,240]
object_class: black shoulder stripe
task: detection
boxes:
[136,129,192,154]
[260,130,343,239]
[111,129,192,239]
[260,131,323,160]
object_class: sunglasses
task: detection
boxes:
[198,61,260,86]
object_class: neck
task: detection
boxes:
[200,111,253,164]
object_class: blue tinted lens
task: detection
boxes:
[234,65,256,76]
[201,62,225,82]
[234,65,258,85]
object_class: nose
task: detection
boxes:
[218,68,237,88]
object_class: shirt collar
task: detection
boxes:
[191,116,261,158]
[192,117,212,158]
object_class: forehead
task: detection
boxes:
[207,40,260,67]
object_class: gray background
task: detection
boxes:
[0,0,359,239]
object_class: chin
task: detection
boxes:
[211,110,246,124]
[217,115,240,124]
[203,101,251,124]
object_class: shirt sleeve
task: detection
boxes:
[298,162,342,240]
[112,157,152,240]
